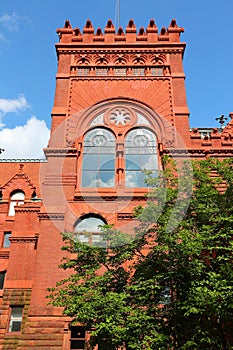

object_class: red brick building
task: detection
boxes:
[0,19,232,349]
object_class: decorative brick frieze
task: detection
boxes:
[38,213,65,221]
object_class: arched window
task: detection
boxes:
[125,128,158,187]
[82,128,115,188]
[74,216,107,247]
[8,191,25,216]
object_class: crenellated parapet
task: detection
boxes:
[56,18,184,44]
[55,19,185,80]
[189,112,233,154]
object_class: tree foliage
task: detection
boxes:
[48,157,233,349]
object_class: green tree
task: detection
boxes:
[48,158,233,350]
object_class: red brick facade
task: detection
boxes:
[0,19,232,349]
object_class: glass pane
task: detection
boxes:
[8,201,17,216]
[75,217,105,233]
[82,170,115,188]
[92,234,106,247]
[82,171,97,187]
[140,154,157,170]
[127,155,157,170]
[126,170,158,188]
[126,158,141,171]
[70,326,85,338]
[98,171,115,187]
[82,154,99,170]
[11,321,22,332]
[12,307,23,318]
[3,232,11,248]
[82,128,115,188]
[84,128,115,145]
[0,272,5,289]
[125,171,142,187]
[99,156,115,170]
[70,340,85,349]
[74,234,89,243]
[11,192,25,200]
[126,129,157,147]
[125,129,158,188]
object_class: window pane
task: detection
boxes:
[98,171,115,187]
[125,128,158,188]
[8,192,25,216]
[0,271,6,289]
[82,128,115,188]
[83,155,114,171]
[11,192,25,200]
[140,154,158,170]
[11,321,22,332]
[9,306,23,332]
[8,201,17,216]
[82,171,97,187]
[70,339,85,349]
[126,158,141,171]
[12,307,23,318]
[75,217,105,233]
[99,156,115,170]
[125,171,142,187]
[92,234,106,248]
[127,155,157,170]
[3,232,11,248]
[82,170,115,188]
[74,234,89,243]
[70,326,85,338]
[82,155,99,170]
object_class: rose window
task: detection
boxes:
[109,108,131,126]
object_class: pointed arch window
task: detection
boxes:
[8,191,25,216]
[82,128,115,188]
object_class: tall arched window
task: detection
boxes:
[82,128,115,188]
[74,215,107,247]
[125,128,158,187]
[8,191,25,216]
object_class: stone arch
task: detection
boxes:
[66,98,175,147]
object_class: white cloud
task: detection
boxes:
[0,116,50,159]
[0,32,7,41]
[0,12,21,32]
[0,95,29,115]
[0,95,30,127]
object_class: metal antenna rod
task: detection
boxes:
[115,0,120,29]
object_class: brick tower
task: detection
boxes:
[0,18,232,349]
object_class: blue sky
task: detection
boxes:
[0,0,232,158]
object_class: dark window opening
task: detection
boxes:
[70,326,86,350]
[0,271,6,289]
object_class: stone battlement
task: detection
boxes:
[57,19,184,44]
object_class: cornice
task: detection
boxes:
[15,208,41,213]
[38,213,65,221]
[164,148,233,156]
[44,148,77,156]
[10,236,38,244]
[117,213,135,220]
[56,45,185,53]
[70,76,171,82]
[74,195,148,202]
[0,250,10,259]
